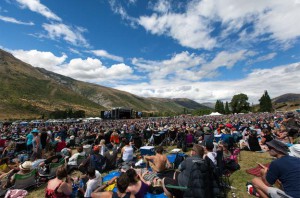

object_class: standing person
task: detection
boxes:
[31,128,42,161]
[25,130,33,154]
[251,139,300,198]
[99,140,107,156]
[45,166,72,198]
[144,146,171,173]
[40,128,48,156]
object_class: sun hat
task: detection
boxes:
[266,140,289,155]
[289,144,300,158]
[31,128,39,133]
[19,161,32,171]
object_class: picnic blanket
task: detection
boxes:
[245,163,270,177]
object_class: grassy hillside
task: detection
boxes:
[0,49,210,119]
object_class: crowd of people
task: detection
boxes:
[0,111,299,198]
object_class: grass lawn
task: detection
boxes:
[26,149,272,198]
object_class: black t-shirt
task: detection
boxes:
[40,131,48,146]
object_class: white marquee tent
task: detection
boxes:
[209,112,222,116]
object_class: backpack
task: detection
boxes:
[184,158,220,198]
[173,153,186,169]
[90,154,106,173]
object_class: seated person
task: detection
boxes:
[78,166,102,198]
[2,161,32,188]
[252,140,300,198]
[67,146,85,166]
[162,144,205,198]
[186,130,194,146]
[91,172,134,198]
[204,141,217,165]
[0,157,14,175]
[39,151,63,175]
[80,146,106,174]
[260,128,273,150]
[144,146,171,173]
[110,130,120,145]
[126,169,149,198]
[119,139,134,163]
[218,142,231,160]
[55,136,67,153]
[103,144,118,171]
[45,166,72,197]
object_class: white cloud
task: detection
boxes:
[247,52,277,65]
[108,0,138,27]
[152,0,171,13]
[136,0,300,49]
[139,13,216,49]
[91,50,124,62]
[115,62,300,103]
[0,15,34,25]
[9,49,137,83]
[201,50,247,71]
[16,0,61,21]
[10,49,67,71]
[42,23,89,47]
[132,51,204,81]
[58,58,137,83]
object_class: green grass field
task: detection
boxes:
[26,150,272,198]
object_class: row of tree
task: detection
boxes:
[214,90,272,114]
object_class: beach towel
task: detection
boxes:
[245,163,270,177]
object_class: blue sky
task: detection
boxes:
[0,0,300,104]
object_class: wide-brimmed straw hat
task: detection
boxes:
[19,161,32,171]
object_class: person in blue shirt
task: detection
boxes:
[25,130,33,154]
[252,139,300,198]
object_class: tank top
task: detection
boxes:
[45,181,70,198]
[134,181,149,198]
[122,146,133,162]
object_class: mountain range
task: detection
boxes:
[1,49,299,120]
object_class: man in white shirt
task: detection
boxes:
[80,166,102,198]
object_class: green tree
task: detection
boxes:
[215,100,225,114]
[225,101,230,114]
[220,101,225,114]
[259,90,272,112]
[230,93,250,113]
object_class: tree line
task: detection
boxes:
[214,90,273,114]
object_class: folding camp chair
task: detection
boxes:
[40,159,65,179]
[12,169,37,189]
[48,159,65,178]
